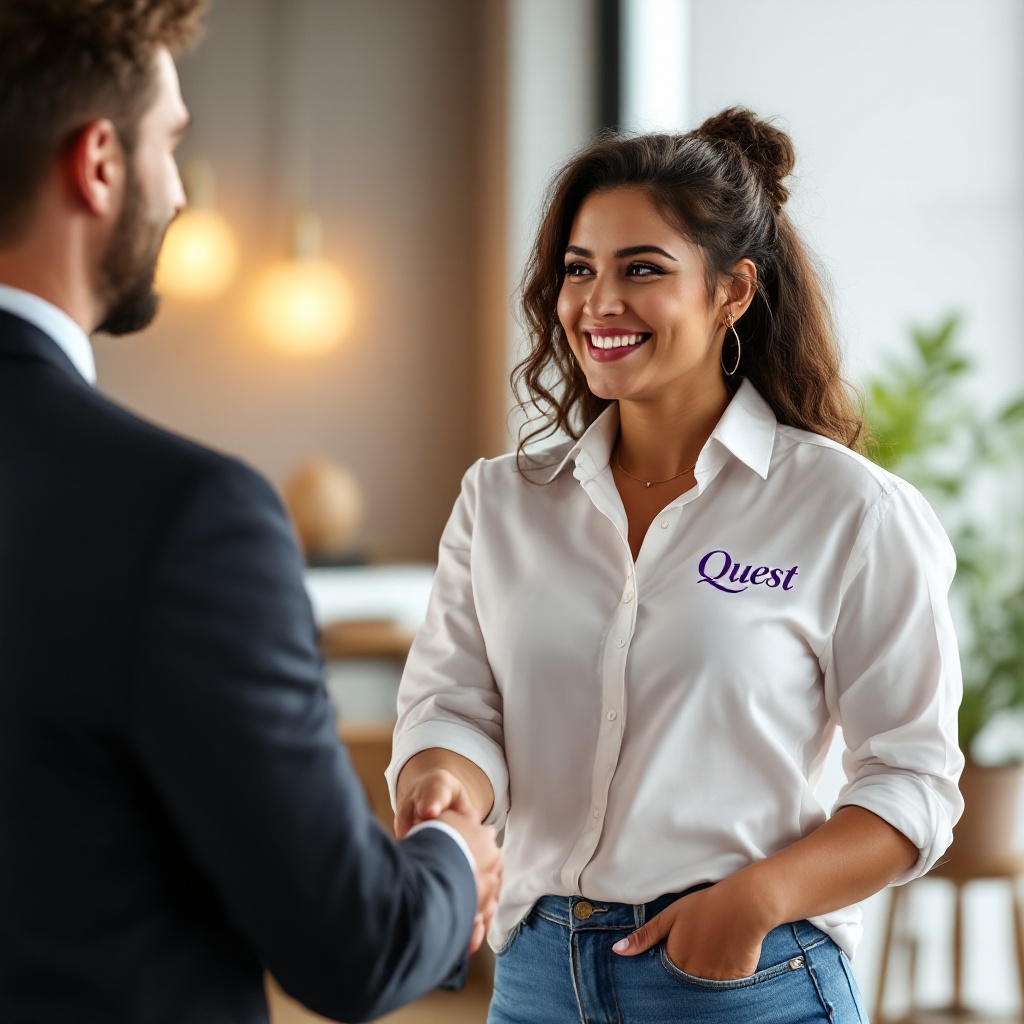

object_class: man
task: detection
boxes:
[0,3,501,1022]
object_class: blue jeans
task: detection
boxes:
[487,891,869,1023]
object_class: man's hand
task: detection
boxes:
[436,807,503,954]
[612,877,772,981]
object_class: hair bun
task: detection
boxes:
[695,107,794,211]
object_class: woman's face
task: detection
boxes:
[557,187,728,408]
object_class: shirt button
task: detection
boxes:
[660,521,669,529]
[624,591,633,603]
[592,808,601,819]
[606,709,617,721]
[616,638,625,648]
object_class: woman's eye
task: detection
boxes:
[628,262,662,277]
[564,263,593,278]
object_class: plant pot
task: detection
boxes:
[944,761,1024,868]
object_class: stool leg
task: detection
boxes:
[874,886,901,1023]
[952,881,965,1015]
[1011,877,1024,1012]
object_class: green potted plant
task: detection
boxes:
[863,314,1024,864]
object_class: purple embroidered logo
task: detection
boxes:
[697,549,799,594]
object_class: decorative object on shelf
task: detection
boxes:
[247,211,354,356]
[283,457,365,564]
[156,158,238,300]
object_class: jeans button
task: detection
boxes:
[573,901,594,920]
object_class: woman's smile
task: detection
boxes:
[585,329,652,360]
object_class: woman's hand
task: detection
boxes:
[395,766,478,838]
[394,748,494,838]
[612,875,774,980]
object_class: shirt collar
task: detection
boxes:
[540,378,778,484]
[706,378,777,479]
[0,286,96,385]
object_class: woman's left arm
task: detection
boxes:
[618,482,964,978]
[614,805,915,977]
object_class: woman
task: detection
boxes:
[386,109,963,1023]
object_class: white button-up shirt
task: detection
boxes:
[387,380,963,958]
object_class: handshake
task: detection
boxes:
[395,751,504,954]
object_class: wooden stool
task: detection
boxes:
[874,854,1024,1021]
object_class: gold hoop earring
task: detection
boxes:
[721,311,742,377]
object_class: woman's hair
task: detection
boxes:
[513,107,865,462]
[0,0,207,244]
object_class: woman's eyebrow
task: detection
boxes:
[564,244,677,261]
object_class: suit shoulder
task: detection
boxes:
[66,382,274,498]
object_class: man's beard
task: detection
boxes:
[95,168,169,336]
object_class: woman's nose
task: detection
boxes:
[582,274,626,318]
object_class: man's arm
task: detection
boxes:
[129,456,496,1022]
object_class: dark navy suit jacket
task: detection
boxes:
[0,310,476,1023]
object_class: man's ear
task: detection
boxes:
[64,119,124,219]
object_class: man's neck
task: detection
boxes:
[0,234,99,335]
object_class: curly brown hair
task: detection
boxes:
[0,0,207,244]
[513,107,865,463]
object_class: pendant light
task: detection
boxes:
[248,210,354,357]
[247,0,354,357]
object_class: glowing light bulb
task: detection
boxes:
[249,259,354,356]
[248,211,354,356]
[157,208,239,300]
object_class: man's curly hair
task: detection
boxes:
[0,0,208,243]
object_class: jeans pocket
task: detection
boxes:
[657,943,807,990]
[495,913,528,958]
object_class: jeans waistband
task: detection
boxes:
[531,887,827,950]
[532,885,713,932]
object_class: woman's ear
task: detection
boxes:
[721,258,758,319]
[63,118,125,220]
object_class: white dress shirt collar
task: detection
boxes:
[542,378,778,484]
[0,285,96,385]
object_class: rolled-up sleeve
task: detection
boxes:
[386,460,510,827]
[823,481,964,883]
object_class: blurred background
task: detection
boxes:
[96,1,1024,1020]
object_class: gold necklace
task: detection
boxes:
[615,452,697,488]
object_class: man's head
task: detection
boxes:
[0,1,207,333]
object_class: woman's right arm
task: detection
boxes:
[386,460,510,835]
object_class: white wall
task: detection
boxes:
[623,0,1024,1015]
[688,0,1024,403]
